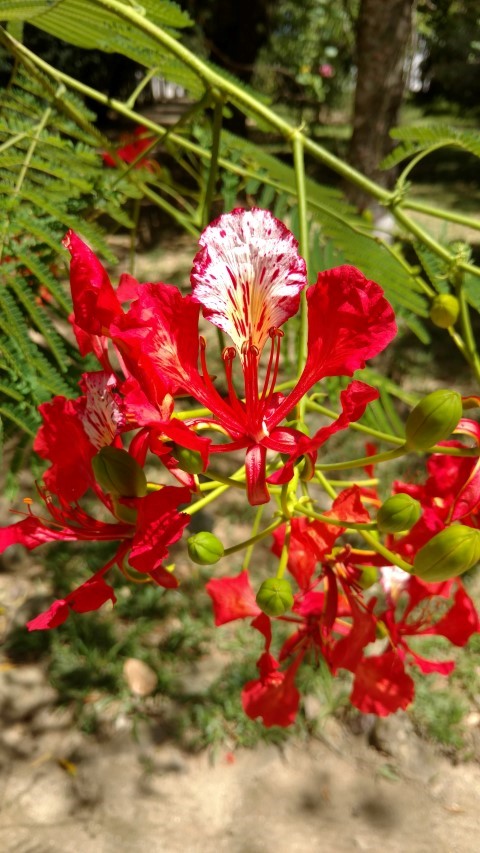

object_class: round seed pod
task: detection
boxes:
[377,494,422,534]
[405,390,462,451]
[430,294,460,329]
[413,525,480,583]
[357,565,379,589]
[256,578,294,617]
[187,532,224,565]
[92,446,147,497]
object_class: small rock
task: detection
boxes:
[123,657,158,696]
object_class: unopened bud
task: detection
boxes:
[430,294,459,329]
[405,390,462,451]
[187,532,224,565]
[413,525,480,582]
[172,444,204,475]
[92,446,147,497]
[256,578,293,616]
[377,494,421,534]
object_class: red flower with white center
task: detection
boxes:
[0,481,191,630]
[111,208,397,504]
[34,371,125,502]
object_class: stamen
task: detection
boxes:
[199,335,245,422]
[242,341,260,424]
[222,347,245,420]
[260,327,284,405]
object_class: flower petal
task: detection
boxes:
[351,652,415,716]
[272,265,396,419]
[206,570,260,625]
[63,231,122,336]
[128,486,191,574]
[191,208,307,355]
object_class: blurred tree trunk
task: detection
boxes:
[347,0,415,209]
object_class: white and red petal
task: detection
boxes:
[79,372,125,449]
[191,208,307,355]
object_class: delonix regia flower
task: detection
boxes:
[108,208,397,504]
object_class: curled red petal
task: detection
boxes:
[63,231,122,337]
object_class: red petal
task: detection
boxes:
[63,231,122,336]
[351,652,415,716]
[241,654,301,727]
[245,443,270,506]
[34,396,96,501]
[128,486,190,574]
[206,571,260,625]
[27,599,69,631]
[67,576,116,614]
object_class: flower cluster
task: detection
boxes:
[1,208,478,725]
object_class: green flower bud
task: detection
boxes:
[430,294,460,329]
[92,446,147,497]
[377,494,422,534]
[256,578,294,617]
[357,565,379,589]
[405,390,462,451]
[413,525,480,583]
[187,532,224,565]
[172,444,204,475]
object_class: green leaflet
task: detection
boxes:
[382,124,480,170]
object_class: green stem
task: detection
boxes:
[306,399,406,445]
[202,469,246,489]
[244,505,265,569]
[223,518,284,557]
[358,530,413,573]
[316,447,406,472]
[455,270,480,383]
[292,132,309,374]
[275,521,291,580]
[295,504,378,531]
[403,199,480,232]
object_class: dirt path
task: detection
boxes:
[1,665,479,853]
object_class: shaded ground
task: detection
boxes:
[1,664,480,853]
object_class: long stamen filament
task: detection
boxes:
[242,341,260,423]
[222,347,246,420]
[262,328,283,403]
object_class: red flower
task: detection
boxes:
[102,125,158,172]
[110,208,396,504]
[1,381,192,631]
[0,481,191,630]
[351,574,479,715]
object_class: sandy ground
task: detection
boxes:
[1,682,480,853]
